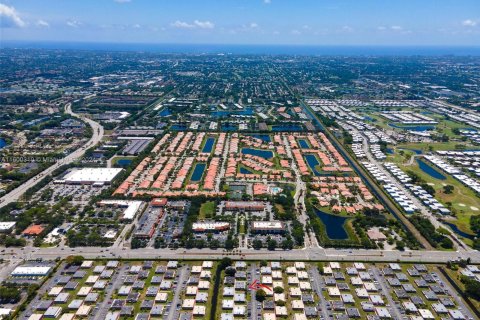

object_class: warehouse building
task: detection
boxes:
[55,168,123,185]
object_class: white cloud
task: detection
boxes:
[291,29,301,35]
[66,20,81,28]
[341,25,354,32]
[171,20,195,29]
[36,19,49,27]
[462,19,477,27]
[132,23,141,29]
[194,20,214,29]
[114,0,131,3]
[250,22,258,28]
[377,26,387,31]
[391,25,403,31]
[171,20,214,29]
[264,0,271,4]
[0,3,26,28]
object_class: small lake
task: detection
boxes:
[417,159,446,180]
[117,159,132,166]
[171,124,187,131]
[202,137,216,153]
[250,134,271,143]
[443,222,475,240]
[388,123,435,132]
[386,148,394,154]
[242,148,273,159]
[239,167,253,174]
[159,109,171,116]
[315,208,349,240]
[0,138,6,149]
[190,163,206,182]
[212,107,254,118]
[305,154,321,176]
[298,139,310,149]
[271,124,303,132]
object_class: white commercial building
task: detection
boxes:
[11,266,51,277]
[57,168,123,185]
[0,222,15,232]
[98,200,143,220]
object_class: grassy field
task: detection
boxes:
[199,201,216,220]
[388,153,480,236]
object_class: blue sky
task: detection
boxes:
[1,0,479,45]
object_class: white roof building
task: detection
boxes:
[60,168,123,184]
[419,309,434,319]
[98,200,142,220]
[0,222,15,232]
[12,266,51,277]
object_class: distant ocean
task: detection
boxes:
[1,41,480,56]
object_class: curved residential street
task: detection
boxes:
[0,102,104,209]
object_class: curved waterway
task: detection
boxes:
[443,222,475,240]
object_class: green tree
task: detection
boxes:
[267,239,277,251]
[273,286,284,294]
[66,255,84,266]
[255,289,267,302]
[470,216,480,235]
[219,257,232,270]
[252,239,263,250]
[443,185,454,194]
[281,238,294,250]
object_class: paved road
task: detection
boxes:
[0,102,104,208]
[93,263,127,320]
[309,265,331,319]
[167,265,189,320]
[249,263,259,320]
[2,246,479,271]
[371,266,404,320]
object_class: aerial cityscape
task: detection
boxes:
[1,0,480,319]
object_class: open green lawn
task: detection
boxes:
[390,156,480,236]
[199,201,216,220]
[396,141,479,153]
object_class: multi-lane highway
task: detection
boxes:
[0,103,104,209]
[2,245,479,264]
